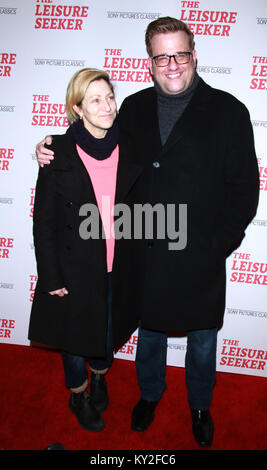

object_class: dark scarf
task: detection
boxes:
[70,117,120,160]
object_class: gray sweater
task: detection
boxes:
[155,72,200,145]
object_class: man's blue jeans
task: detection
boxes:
[61,274,113,389]
[136,326,217,410]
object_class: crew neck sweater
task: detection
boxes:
[76,144,119,273]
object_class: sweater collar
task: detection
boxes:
[154,72,200,105]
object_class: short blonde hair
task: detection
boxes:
[66,68,114,123]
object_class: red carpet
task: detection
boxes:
[0,343,266,453]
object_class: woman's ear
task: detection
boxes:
[73,104,82,119]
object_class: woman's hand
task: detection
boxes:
[49,288,69,297]
[36,136,54,167]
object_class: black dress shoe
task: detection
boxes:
[191,409,214,446]
[69,389,105,432]
[132,399,159,431]
[45,443,67,450]
[90,372,109,413]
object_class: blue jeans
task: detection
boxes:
[135,327,167,402]
[61,274,113,389]
[136,327,217,410]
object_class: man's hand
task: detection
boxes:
[36,135,54,167]
[49,287,69,297]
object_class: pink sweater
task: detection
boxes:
[76,144,119,272]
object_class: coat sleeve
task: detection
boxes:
[214,102,259,257]
[33,141,65,292]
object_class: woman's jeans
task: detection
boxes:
[61,275,113,389]
[136,326,217,410]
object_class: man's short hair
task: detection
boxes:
[145,16,195,57]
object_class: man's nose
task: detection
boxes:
[168,56,179,68]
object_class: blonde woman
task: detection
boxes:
[29,68,140,432]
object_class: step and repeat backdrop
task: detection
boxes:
[1,0,267,377]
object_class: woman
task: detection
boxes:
[28,68,140,432]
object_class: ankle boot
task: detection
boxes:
[90,372,109,413]
[69,389,105,432]
[191,409,214,446]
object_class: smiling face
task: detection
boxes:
[73,78,117,138]
[148,31,197,95]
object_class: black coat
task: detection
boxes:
[112,78,259,336]
[28,128,142,356]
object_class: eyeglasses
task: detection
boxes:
[152,52,192,67]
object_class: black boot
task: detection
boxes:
[90,372,109,413]
[69,389,105,432]
[191,409,214,446]
[131,399,159,431]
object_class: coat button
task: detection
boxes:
[66,224,72,230]
[66,201,73,207]
[153,161,160,168]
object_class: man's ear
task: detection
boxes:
[148,57,153,77]
[192,49,197,68]
[148,57,153,75]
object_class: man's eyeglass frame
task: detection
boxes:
[152,52,192,67]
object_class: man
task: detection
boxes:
[36,17,259,447]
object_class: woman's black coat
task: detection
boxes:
[111,77,259,337]
[28,128,142,357]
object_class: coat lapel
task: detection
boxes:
[137,87,163,159]
[115,133,143,204]
[161,79,213,155]
[115,157,143,205]
[52,130,98,206]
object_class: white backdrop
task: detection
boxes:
[1,0,267,378]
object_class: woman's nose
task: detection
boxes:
[104,99,112,111]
